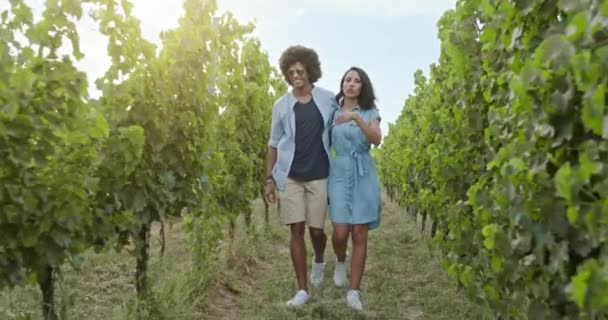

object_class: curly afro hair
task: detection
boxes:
[279,45,322,85]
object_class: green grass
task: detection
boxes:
[1,196,489,319]
[0,218,213,320]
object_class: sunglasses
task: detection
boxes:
[288,69,305,77]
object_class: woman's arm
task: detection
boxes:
[334,109,382,145]
[354,114,382,145]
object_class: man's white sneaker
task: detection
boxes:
[347,289,363,311]
[310,262,325,286]
[286,289,310,307]
[333,260,347,287]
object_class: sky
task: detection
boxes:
[5,0,457,135]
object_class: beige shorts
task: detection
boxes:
[278,178,328,229]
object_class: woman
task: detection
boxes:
[328,66,382,311]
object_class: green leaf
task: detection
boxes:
[565,11,589,42]
[480,0,495,16]
[491,254,502,273]
[459,266,474,287]
[578,152,597,183]
[571,264,592,307]
[27,272,38,287]
[537,34,576,69]
[121,0,134,16]
[22,229,39,247]
[581,84,605,135]
[89,112,109,139]
[480,26,497,50]
[509,157,526,173]
[567,206,579,224]
[484,283,500,301]
[555,162,573,203]
[2,101,20,120]
[596,45,608,68]
[482,224,498,250]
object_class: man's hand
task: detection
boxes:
[265,179,276,203]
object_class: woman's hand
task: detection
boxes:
[335,111,360,124]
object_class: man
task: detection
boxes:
[265,45,338,306]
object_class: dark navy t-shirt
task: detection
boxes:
[288,99,329,181]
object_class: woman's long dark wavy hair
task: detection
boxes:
[335,66,377,110]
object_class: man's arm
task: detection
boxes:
[266,147,277,180]
[267,101,283,178]
[265,101,283,203]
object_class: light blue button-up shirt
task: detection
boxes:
[268,86,339,191]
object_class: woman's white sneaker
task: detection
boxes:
[346,289,363,311]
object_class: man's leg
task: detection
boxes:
[290,222,307,291]
[278,179,310,306]
[309,225,326,287]
[309,226,326,263]
[305,178,328,286]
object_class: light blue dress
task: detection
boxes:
[328,106,382,230]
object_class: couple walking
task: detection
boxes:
[265,45,382,311]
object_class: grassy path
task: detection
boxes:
[203,196,486,320]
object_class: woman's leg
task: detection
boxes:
[332,223,350,262]
[349,224,369,290]
[332,223,350,287]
